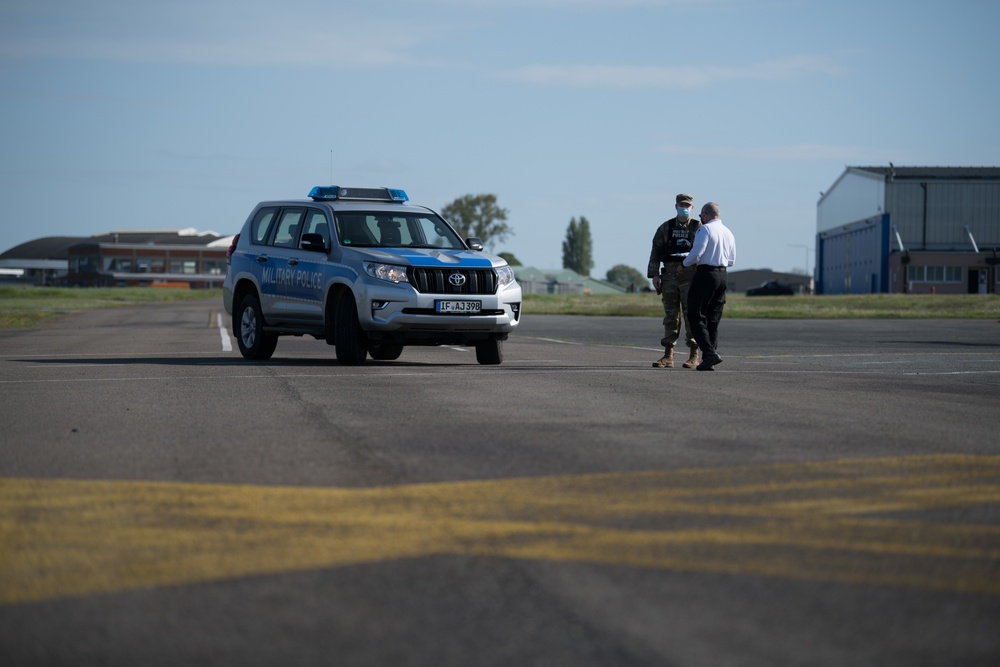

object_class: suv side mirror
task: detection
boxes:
[466,237,484,252]
[301,233,328,252]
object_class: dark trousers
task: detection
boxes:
[686,267,727,358]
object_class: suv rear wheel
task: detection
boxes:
[236,293,278,360]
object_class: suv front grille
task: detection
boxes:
[409,268,498,295]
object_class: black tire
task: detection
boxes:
[235,293,277,360]
[369,340,404,361]
[335,295,368,365]
[475,338,503,365]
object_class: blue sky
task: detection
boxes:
[1,0,998,278]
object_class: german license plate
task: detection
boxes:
[435,300,482,313]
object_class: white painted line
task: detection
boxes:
[217,312,233,352]
[505,360,565,363]
[533,337,583,346]
[904,371,1000,376]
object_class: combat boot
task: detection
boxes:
[682,346,700,369]
[652,347,674,368]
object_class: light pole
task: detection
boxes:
[788,244,813,276]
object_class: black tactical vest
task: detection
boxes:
[657,217,699,262]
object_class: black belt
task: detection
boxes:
[696,265,727,271]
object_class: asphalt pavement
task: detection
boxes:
[1,301,998,666]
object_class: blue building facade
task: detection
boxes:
[816,214,891,295]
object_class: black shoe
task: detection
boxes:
[696,355,722,371]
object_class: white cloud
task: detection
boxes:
[497,54,845,88]
[0,2,440,69]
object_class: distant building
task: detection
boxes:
[816,166,1000,294]
[0,236,85,286]
[0,229,233,288]
[513,267,626,295]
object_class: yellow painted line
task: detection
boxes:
[2,454,999,605]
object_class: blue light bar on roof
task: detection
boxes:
[308,186,409,203]
[308,186,340,201]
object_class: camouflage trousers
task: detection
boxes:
[659,263,697,350]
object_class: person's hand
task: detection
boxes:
[652,276,661,291]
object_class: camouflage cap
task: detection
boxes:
[675,193,693,205]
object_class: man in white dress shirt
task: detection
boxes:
[681,202,736,371]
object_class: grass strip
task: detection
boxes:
[523,293,1000,319]
[1,287,997,330]
[0,286,223,329]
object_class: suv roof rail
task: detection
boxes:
[308,186,409,203]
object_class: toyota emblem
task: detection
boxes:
[448,272,466,287]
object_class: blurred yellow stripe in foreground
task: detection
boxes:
[2,454,1000,605]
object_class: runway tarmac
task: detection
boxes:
[1,302,998,666]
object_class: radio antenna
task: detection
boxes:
[329,149,333,185]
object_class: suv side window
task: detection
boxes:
[250,207,277,245]
[272,208,304,249]
[301,209,330,249]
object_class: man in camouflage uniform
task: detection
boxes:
[647,193,701,368]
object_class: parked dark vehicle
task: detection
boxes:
[746,280,795,296]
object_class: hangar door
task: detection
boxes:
[816,214,890,294]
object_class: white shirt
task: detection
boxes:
[682,218,736,268]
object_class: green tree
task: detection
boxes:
[440,194,512,250]
[606,264,646,290]
[498,252,522,266]
[562,216,593,276]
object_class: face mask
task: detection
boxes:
[677,207,691,217]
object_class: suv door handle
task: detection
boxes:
[255,256,268,263]
[287,259,299,267]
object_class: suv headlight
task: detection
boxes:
[496,264,516,288]
[365,262,409,284]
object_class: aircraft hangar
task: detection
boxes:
[816,166,1000,294]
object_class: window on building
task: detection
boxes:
[75,255,99,273]
[136,257,165,273]
[907,265,963,283]
[169,260,197,274]
[203,259,225,276]
[104,257,132,272]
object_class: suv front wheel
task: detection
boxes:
[369,340,404,361]
[335,295,368,365]
[475,338,503,365]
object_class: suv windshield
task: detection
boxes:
[335,212,465,249]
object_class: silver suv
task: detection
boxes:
[223,186,521,365]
